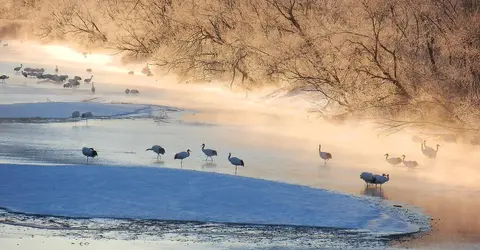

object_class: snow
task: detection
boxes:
[0,163,426,236]
[0,102,167,119]
[0,224,218,250]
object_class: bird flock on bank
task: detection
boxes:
[360,139,442,187]
[1,62,148,96]
[0,63,97,93]
[2,56,151,95]
[82,143,245,175]
[317,144,393,187]
[1,41,152,81]
[319,135,445,187]
[3,63,145,96]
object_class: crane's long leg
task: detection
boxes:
[235,165,237,175]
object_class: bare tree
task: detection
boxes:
[6,0,480,134]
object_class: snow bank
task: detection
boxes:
[0,102,174,119]
[0,164,428,236]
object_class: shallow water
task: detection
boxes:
[1,43,480,249]
[0,106,475,249]
[0,117,408,249]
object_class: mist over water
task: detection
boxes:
[1,40,480,248]
[2,39,480,196]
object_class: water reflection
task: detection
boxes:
[202,162,217,169]
[71,122,91,129]
[361,185,388,199]
[153,160,165,165]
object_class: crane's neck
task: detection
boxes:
[436,145,439,152]
[146,148,152,151]
[201,145,205,150]
[318,145,321,153]
[401,155,405,161]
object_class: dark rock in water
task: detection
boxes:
[393,204,402,208]
[125,89,130,94]
[71,111,80,118]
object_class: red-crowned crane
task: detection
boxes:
[201,143,217,161]
[14,64,22,72]
[422,140,440,158]
[385,153,402,166]
[401,155,419,167]
[372,174,390,187]
[228,153,244,175]
[360,172,374,186]
[82,147,98,164]
[146,145,165,160]
[84,75,93,84]
[0,75,9,84]
[360,172,390,187]
[174,149,191,168]
[318,144,332,164]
